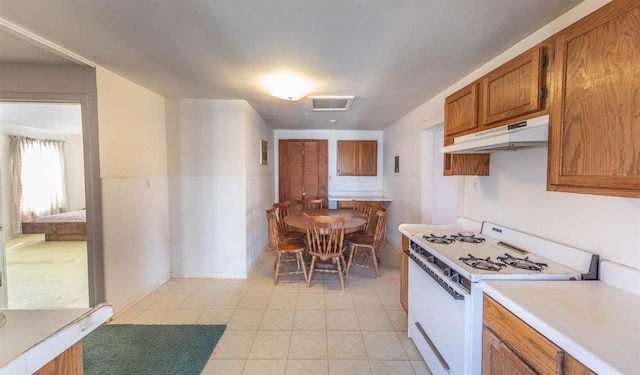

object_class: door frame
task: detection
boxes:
[0,92,105,307]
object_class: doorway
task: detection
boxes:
[278,139,329,204]
[0,100,93,308]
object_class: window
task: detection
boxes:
[10,136,67,233]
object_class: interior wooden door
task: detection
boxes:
[279,139,328,205]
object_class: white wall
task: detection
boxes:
[166,98,273,278]
[0,122,85,239]
[244,105,275,271]
[274,129,384,200]
[382,0,640,270]
[96,67,171,314]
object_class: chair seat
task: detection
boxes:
[278,238,306,252]
[281,230,305,241]
[349,232,374,246]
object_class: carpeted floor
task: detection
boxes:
[83,324,227,375]
[5,234,89,309]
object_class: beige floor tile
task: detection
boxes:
[411,360,432,375]
[195,279,229,294]
[228,309,266,331]
[357,310,394,332]
[271,282,302,294]
[327,331,367,360]
[397,333,423,361]
[210,293,243,309]
[352,294,384,310]
[326,310,360,331]
[134,309,174,324]
[211,331,257,359]
[248,331,292,359]
[296,294,326,310]
[150,292,191,309]
[247,281,276,295]
[221,279,251,294]
[201,359,246,375]
[298,282,326,294]
[386,310,409,332]
[289,331,328,360]
[363,332,408,361]
[129,292,162,310]
[168,278,204,293]
[328,360,372,375]
[378,293,404,311]
[268,293,299,310]
[293,309,327,331]
[197,309,235,325]
[239,293,272,309]
[260,309,295,331]
[108,308,145,324]
[370,360,415,374]
[325,293,355,310]
[179,292,218,309]
[243,359,287,375]
[285,359,329,375]
[163,308,204,324]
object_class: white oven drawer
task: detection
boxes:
[408,259,469,374]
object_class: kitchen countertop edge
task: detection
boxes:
[0,303,113,374]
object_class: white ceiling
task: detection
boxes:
[0,0,584,131]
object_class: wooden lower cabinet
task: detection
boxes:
[482,295,595,375]
[34,341,83,375]
[400,235,409,312]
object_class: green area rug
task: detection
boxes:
[83,324,226,375]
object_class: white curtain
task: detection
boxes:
[10,136,68,233]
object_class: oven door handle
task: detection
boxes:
[406,250,465,300]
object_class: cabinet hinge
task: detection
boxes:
[539,86,548,100]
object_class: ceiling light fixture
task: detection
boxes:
[263,72,313,101]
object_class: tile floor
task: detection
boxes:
[110,245,431,375]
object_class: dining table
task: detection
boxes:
[284,208,368,234]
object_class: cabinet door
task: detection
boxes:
[482,327,537,375]
[337,140,377,176]
[480,46,545,126]
[547,1,640,198]
[445,82,479,137]
[357,141,378,176]
[337,140,358,176]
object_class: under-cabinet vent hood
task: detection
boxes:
[441,114,549,154]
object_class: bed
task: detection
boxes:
[21,210,86,241]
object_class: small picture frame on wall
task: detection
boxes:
[260,139,268,165]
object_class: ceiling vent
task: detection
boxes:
[309,96,354,111]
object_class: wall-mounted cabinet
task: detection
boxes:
[480,45,547,127]
[444,82,479,137]
[337,140,377,176]
[547,1,640,198]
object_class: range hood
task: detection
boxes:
[441,114,549,154]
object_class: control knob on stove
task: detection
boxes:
[451,273,461,283]
[443,267,452,276]
[427,256,435,264]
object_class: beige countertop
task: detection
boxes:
[479,279,640,375]
[0,304,112,374]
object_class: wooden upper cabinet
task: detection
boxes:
[445,82,479,137]
[480,45,546,127]
[547,1,640,198]
[337,140,377,176]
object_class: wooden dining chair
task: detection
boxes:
[350,200,374,234]
[305,213,348,289]
[266,208,308,285]
[346,208,387,277]
[299,198,325,211]
[272,201,305,241]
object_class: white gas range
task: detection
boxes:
[399,218,598,375]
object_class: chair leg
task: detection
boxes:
[371,247,379,277]
[336,257,345,290]
[346,245,356,275]
[298,252,308,284]
[307,256,316,287]
[274,252,282,285]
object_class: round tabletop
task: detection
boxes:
[284,209,367,234]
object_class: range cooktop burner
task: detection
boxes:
[451,233,486,244]
[459,254,506,272]
[422,234,455,244]
[497,254,548,272]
